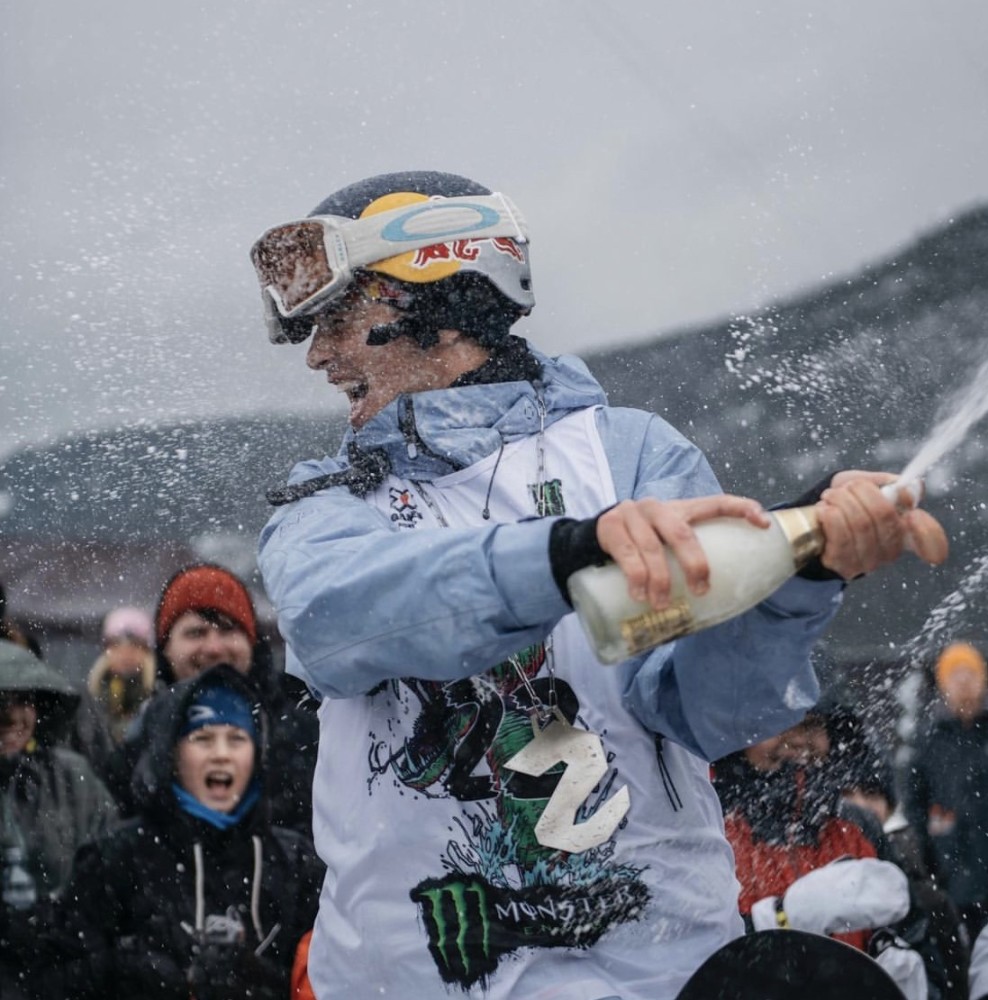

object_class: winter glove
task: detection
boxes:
[187,943,283,1000]
[749,858,910,936]
[869,929,929,1000]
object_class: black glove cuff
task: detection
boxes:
[774,472,846,583]
[548,516,609,605]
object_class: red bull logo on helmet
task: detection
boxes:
[410,237,525,268]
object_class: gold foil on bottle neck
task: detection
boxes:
[773,505,825,568]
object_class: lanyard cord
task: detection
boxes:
[533,391,559,718]
[410,387,557,723]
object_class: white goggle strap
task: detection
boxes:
[262,193,530,336]
[330,192,529,274]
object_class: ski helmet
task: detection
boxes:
[250,170,534,348]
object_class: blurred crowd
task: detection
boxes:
[1,567,988,998]
[0,569,321,1000]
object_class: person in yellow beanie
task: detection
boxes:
[905,640,988,942]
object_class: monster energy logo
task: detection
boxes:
[412,875,497,988]
[530,478,566,517]
[411,872,651,989]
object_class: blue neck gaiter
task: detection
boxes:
[172,780,261,831]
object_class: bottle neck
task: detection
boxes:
[774,505,825,568]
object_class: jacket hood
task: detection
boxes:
[0,638,80,744]
[130,664,270,827]
[342,345,608,479]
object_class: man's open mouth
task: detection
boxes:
[333,378,369,400]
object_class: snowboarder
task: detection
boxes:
[252,170,949,999]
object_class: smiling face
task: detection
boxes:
[305,296,431,428]
[0,692,37,756]
[163,611,253,681]
[175,723,255,813]
[304,290,491,428]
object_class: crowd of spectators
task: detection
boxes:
[0,573,321,999]
[1,568,987,998]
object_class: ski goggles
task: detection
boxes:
[250,193,529,344]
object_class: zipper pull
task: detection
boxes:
[400,396,419,459]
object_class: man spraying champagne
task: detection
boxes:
[253,171,947,1000]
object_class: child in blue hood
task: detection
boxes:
[52,664,323,1000]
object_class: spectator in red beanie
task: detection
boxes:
[154,566,258,683]
[104,565,319,838]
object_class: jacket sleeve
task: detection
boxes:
[52,842,120,1000]
[73,753,119,839]
[55,840,188,1000]
[258,460,572,698]
[596,407,842,761]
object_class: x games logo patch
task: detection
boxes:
[389,486,423,528]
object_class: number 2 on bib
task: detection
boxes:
[505,709,630,854]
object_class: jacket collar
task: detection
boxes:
[341,346,608,479]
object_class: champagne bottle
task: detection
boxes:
[568,481,918,665]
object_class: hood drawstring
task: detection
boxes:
[250,835,264,944]
[655,737,683,812]
[193,841,206,934]
[187,836,280,955]
[481,439,506,520]
[398,395,449,466]
[482,384,545,520]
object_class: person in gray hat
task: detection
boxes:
[0,639,117,999]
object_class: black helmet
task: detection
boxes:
[251,170,534,348]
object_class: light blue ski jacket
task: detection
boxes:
[259,346,841,762]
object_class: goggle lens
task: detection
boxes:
[251,221,337,314]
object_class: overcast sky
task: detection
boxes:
[2,1,987,459]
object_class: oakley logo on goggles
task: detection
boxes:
[251,193,528,344]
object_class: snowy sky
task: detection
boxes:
[2,1,987,459]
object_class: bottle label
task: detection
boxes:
[620,600,694,654]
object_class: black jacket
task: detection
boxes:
[903,711,988,912]
[52,666,324,1000]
